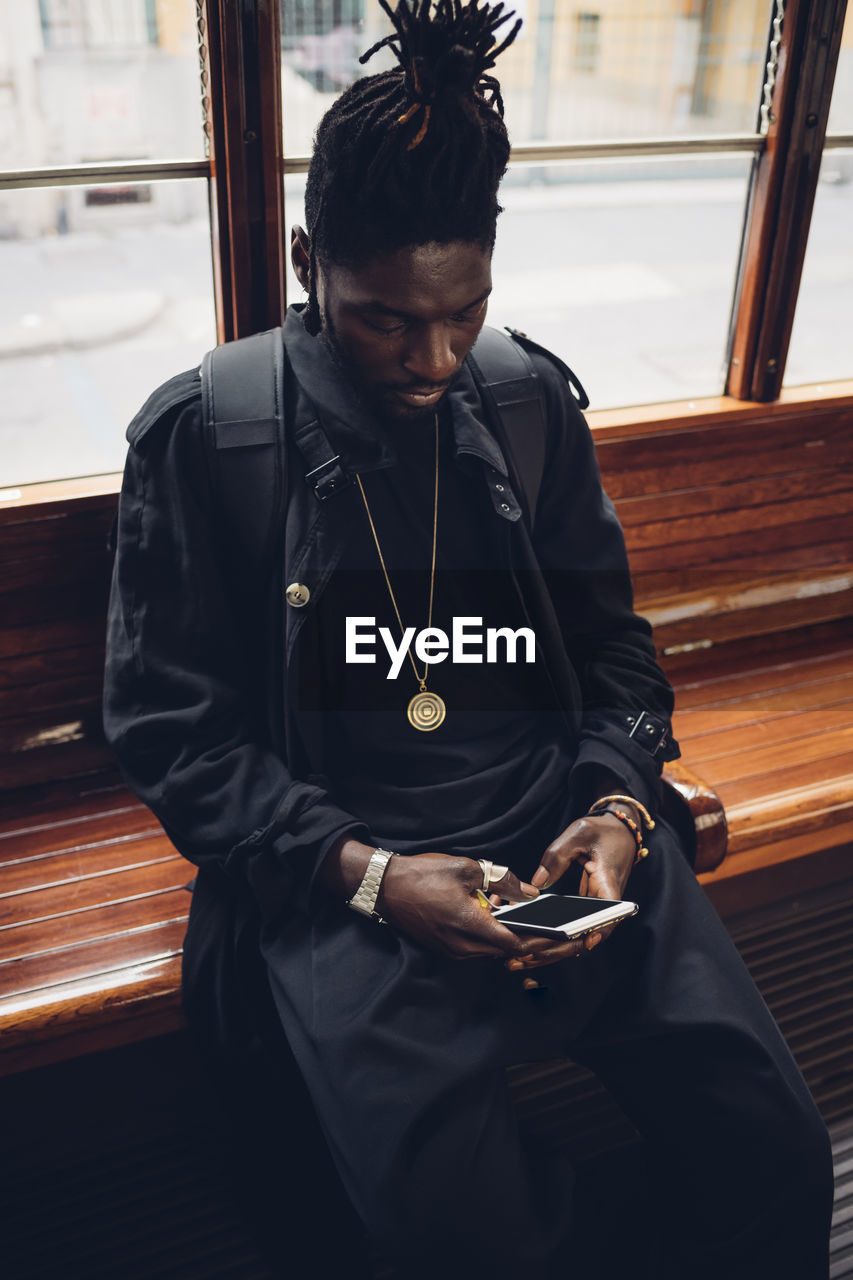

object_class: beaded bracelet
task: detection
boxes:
[587,793,656,833]
[601,808,649,865]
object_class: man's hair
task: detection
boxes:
[303,0,520,313]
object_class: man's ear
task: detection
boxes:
[291,226,311,291]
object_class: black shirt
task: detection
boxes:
[298,407,576,880]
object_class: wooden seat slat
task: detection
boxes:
[669,655,852,711]
[2,673,107,721]
[674,698,853,757]
[597,408,851,481]
[0,834,181,897]
[1,742,118,791]
[648,590,852,651]
[0,773,139,828]
[714,752,853,812]
[617,467,853,529]
[0,919,187,1003]
[664,622,852,689]
[630,519,851,577]
[0,812,161,862]
[0,960,183,1072]
[721,780,853,850]
[624,492,853,554]
[0,887,191,967]
[701,818,853,881]
[691,727,853,790]
[673,675,853,730]
[0,859,190,935]
[0,643,105,693]
[0,616,107,662]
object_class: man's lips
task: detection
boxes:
[387,384,450,407]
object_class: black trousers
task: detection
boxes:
[261,820,834,1279]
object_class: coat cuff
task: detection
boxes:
[568,712,681,820]
[224,785,369,921]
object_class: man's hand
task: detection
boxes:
[323,838,541,961]
[502,810,639,974]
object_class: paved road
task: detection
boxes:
[1,170,850,489]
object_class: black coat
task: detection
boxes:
[102,306,680,1054]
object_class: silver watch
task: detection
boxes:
[347,848,395,923]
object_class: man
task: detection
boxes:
[103,1,833,1275]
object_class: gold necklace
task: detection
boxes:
[355,414,445,732]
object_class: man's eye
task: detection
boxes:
[365,318,407,335]
[451,302,487,324]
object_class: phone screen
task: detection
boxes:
[498,895,625,927]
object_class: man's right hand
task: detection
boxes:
[322,837,540,961]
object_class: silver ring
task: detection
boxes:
[477,860,510,890]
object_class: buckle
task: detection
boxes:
[305,454,351,501]
[626,710,670,759]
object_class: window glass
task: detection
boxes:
[285,152,752,410]
[0,179,216,487]
[0,0,205,169]
[784,150,853,390]
[827,5,853,134]
[280,0,774,153]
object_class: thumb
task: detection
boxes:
[489,867,539,902]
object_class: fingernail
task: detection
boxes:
[523,978,540,991]
[521,881,539,897]
[531,867,549,888]
[507,959,522,970]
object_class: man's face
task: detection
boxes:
[293,234,493,426]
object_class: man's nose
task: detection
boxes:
[402,324,457,385]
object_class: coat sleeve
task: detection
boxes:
[527,353,680,819]
[102,371,368,920]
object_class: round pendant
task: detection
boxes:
[407,690,446,732]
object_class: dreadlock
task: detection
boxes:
[303,0,520,329]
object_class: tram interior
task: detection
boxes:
[1,1,851,1276]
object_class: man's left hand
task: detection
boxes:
[503,810,639,973]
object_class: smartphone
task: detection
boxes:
[491,893,638,940]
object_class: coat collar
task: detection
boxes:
[282,304,509,479]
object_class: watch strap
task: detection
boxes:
[347,849,395,923]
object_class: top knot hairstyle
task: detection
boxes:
[303,0,520,277]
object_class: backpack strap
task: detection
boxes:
[201,327,286,583]
[466,326,589,533]
[467,326,548,531]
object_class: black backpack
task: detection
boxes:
[199,323,589,581]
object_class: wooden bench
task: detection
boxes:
[1,389,851,1076]
[594,391,853,912]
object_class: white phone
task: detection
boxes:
[491,893,638,940]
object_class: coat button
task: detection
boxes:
[285,582,310,607]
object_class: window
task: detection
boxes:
[0,0,850,491]
[0,0,215,487]
[278,0,812,410]
[39,0,158,50]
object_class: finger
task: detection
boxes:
[522,977,540,991]
[478,915,533,959]
[488,867,539,902]
[531,821,595,889]
[506,936,587,969]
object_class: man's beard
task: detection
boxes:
[320,307,452,429]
